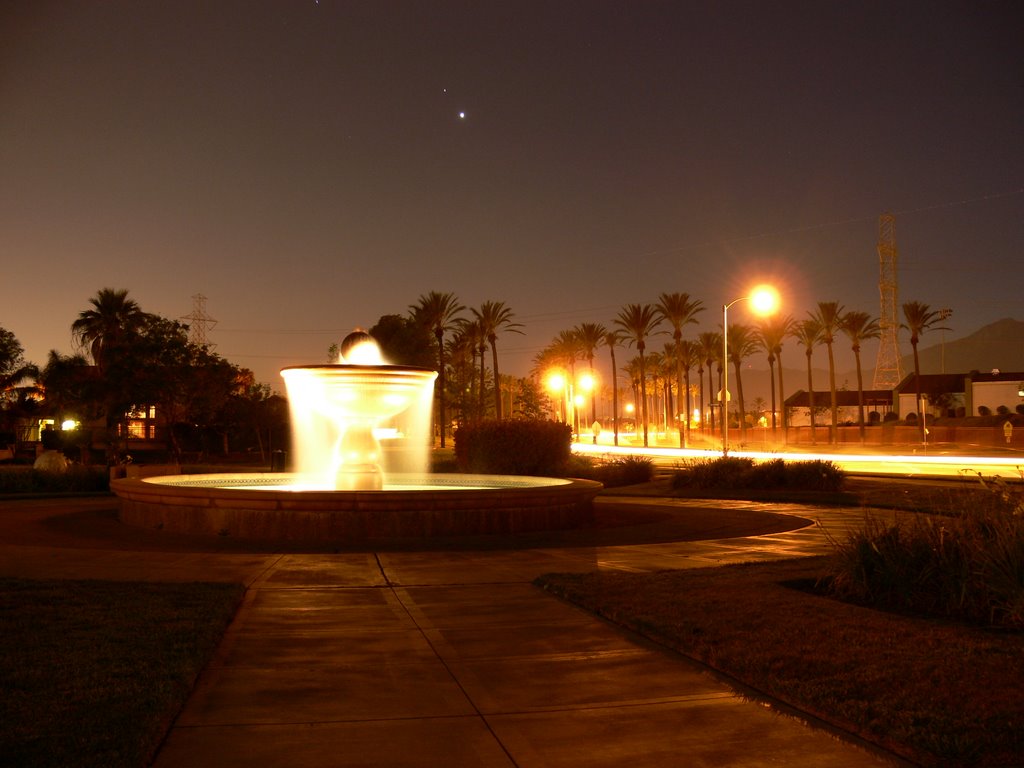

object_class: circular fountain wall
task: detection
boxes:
[113,473,601,541]
[112,331,601,541]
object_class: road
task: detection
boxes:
[572,440,1024,481]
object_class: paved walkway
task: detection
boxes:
[0,496,904,767]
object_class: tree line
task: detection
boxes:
[1,288,280,464]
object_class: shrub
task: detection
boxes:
[785,459,846,492]
[454,419,572,476]
[571,455,654,487]
[0,465,110,494]
[827,475,1024,629]
[672,456,755,489]
[671,457,844,492]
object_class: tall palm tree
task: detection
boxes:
[902,301,946,442]
[839,311,880,442]
[472,301,523,420]
[410,291,465,446]
[756,315,795,441]
[677,339,699,441]
[551,329,582,430]
[794,319,823,444]
[656,293,704,447]
[725,323,758,443]
[602,329,622,445]
[574,322,607,440]
[810,301,844,444]
[71,288,150,372]
[614,303,662,447]
[697,331,721,434]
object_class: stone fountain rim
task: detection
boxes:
[111,473,603,540]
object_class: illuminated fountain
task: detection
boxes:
[112,331,600,541]
[281,330,437,491]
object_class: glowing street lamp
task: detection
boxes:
[722,284,779,455]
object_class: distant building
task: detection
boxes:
[783,389,893,426]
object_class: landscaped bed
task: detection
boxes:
[536,555,1023,767]
[0,578,244,768]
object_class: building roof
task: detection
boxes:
[893,373,967,396]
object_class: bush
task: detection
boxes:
[454,419,572,476]
[0,465,110,494]
[569,455,654,487]
[827,476,1024,629]
[671,457,844,492]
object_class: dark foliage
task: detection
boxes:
[672,457,845,492]
[454,419,571,475]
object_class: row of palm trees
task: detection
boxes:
[533,295,948,448]
[409,291,523,445]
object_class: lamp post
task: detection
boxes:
[722,285,779,455]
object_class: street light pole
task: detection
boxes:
[722,298,739,456]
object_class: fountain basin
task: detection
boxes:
[112,473,602,541]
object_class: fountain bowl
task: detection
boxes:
[112,472,602,541]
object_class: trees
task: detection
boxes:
[839,311,880,441]
[902,301,947,442]
[756,315,795,441]
[71,288,151,372]
[602,329,622,446]
[573,322,607,440]
[676,339,700,442]
[410,291,464,446]
[472,301,523,420]
[368,315,436,368]
[794,319,822,444]
[656,293,704,447]
[0,327,37,403]
[0,327,39,440]
[725,323,758,442]
[614,304,662,447]
[810,301,844,444]
[697,331,721,434]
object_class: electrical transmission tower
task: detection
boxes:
[182,293,217,350]
[872,213,903,389]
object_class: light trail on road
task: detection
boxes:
[571,441,1024,481]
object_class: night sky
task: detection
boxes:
[3,1,1022,387]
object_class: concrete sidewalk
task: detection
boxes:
[1,497,903,767]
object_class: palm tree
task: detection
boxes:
[725,323,758,443]
[410,291,465,446]
[472,301,523,420]
[71,288,150,372]
[574,322,607,441]
[677,339,700,441]
[794,319,822,444]
[656,293,704,447]
[810,301,844,444]
[902,301,947,442]
[614,304,662,447]
[839,311,880,441]
[697,331,721,434]
[756,315,795,441]
[602,329,622,446]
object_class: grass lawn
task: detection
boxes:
[537,555,1023,767]
[0,578,244,768]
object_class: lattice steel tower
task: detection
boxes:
[872,213,902,389]
[182,293,217,350]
